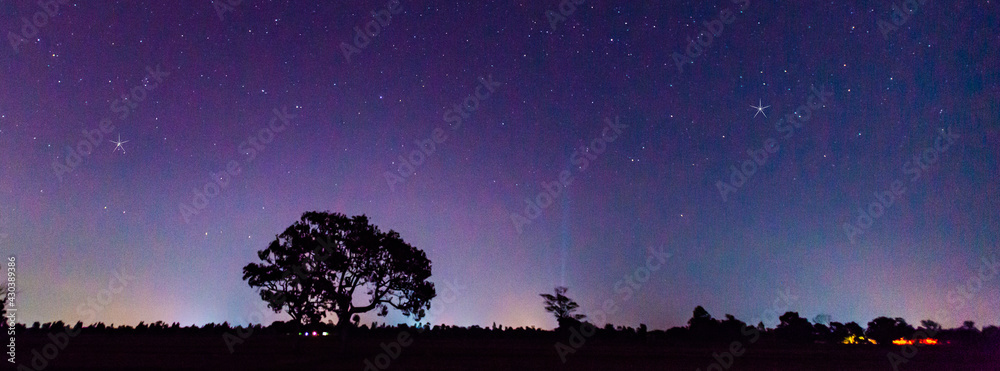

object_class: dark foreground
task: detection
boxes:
[13,333,999,371]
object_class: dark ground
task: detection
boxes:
[12,333,1000,371]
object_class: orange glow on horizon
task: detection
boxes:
[892,337,939,345]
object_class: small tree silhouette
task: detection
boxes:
[865,316,913,344]
[963,321,977,331]
[776,311,815,344]
[540,286,585,329]
[920,319,941,332]
[687,306,720,341]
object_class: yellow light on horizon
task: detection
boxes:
[842,335,877,345]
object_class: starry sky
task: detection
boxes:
[1,1,998,331]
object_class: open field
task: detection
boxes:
[14,333,999,370]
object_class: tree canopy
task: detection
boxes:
[242,211,436,329]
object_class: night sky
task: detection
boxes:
[2,1,998,331]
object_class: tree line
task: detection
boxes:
[540,286,999,346]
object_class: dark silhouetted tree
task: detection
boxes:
[540,286,585,329]
[243,211,436,330]
[865,317,913,344]
[813,323,831,341]
[956,320,980,343]
[982,325,1000,344]
[719,314,746,341]
[687,306,720,341]
[865,317,895,344]
[775,312,815,343]
[665,326,690,342]
[962,321,977,331]
[920,319,941,333]
[844,321,865,337]
[895,318,915,338]
[827,322,850,342]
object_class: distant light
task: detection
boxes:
[322,332,329,336]
[892,338,914,345]
[891,338,939,345]
[842,335,877,345]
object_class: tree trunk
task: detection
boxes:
[337,311,351,354]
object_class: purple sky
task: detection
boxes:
[1,1,998,331]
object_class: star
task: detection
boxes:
[110,134,129,154]
[751,99,770,118]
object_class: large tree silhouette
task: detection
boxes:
[242,211,435,329]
